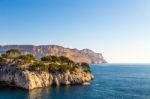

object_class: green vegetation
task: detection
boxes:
[29,61,48,72]
[81,62,91,73]
[41,55,52,62]
[0,49,92,73]
[1,48,21,60]
[6,48,21,58]
[16,54,35,63]
[51,56,61,63]
[0,57,6,66]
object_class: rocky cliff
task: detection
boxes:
[0,49,94,89]
[0,45,106,64]
[0,64,94,89]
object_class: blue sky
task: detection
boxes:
[0,0,150,63]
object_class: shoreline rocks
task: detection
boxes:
[0,48,94,90]
[0,66,94,90]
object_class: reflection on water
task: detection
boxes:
[30,85,92,99]
[1,64,150,99]
[28,87,49,99]
[28,85,77,99]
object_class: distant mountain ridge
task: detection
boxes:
[0,45,107,64]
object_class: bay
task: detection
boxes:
[1,64,150,99]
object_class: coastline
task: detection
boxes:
[0,49,94,90]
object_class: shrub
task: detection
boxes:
[29,61,48,72]
[41,55,52,62]
[6,49,21,58]
[15,54,35,65]
[59,56,70,63]
[60,64,69,73]
[59,56,75,70]
[26,54,35,60]
[1,53,12,59]
[0,57,6,66]
[81,62,91,73]
[59,56,75,64]
[1,49,92,73]
[48,63,60,72]
[51,55,60,63]
[18,54,35,61]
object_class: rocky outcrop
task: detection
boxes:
[0,45,107,64]
[0,64,94,90]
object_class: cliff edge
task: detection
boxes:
[0,45,107,64]
[0,49,94,89]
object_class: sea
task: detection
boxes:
[0,64,150,99]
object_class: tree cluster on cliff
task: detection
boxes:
[0,49,91,73]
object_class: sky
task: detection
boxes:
[0,0,150,63]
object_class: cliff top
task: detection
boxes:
[0,49,91,73]
[0,45,107,64]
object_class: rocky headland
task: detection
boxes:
[0,45,107,64]
[0,49,94,89]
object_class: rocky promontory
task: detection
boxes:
[0,49,94,89]
[0,45,107,64]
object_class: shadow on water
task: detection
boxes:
[0,84,93,99]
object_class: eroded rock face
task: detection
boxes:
[0,64,94,89]
[0,45,107,64]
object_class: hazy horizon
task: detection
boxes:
[0,0,150,63]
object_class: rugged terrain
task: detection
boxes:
[0,65,94,89]
[0,49,94,89]
[0,45,107,64]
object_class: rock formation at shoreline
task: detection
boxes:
[0,49,94,89]
[0,45,107,64]
[0,67,94,89]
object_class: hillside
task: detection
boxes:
[0,45,107,64]
[0,49,94,89]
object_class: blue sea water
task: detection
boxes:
[1,64,150,99]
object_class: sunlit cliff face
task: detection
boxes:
[0,45,106,64]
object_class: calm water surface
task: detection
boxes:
[1,64,150,99]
